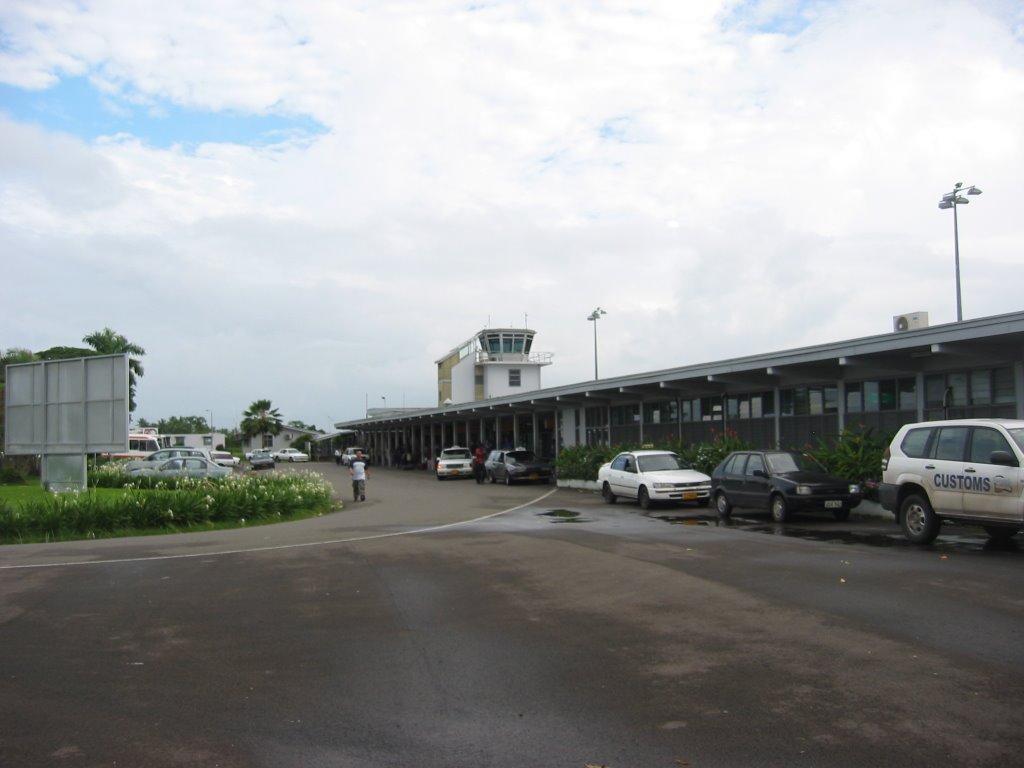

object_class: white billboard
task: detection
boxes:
[4,354,129,455]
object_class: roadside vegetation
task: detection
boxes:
[0,465,337,545]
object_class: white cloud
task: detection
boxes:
[2,0,1023,430]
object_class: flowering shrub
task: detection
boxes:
[808,427,887,500]
[0,470,335,544]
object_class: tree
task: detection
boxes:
[37,346,94,360]
[287,419,320,432]
[156,416,211,434]
[241,399,283,449]
[82,328,146,413]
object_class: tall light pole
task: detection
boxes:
[587,307,607,380]
[938,182,982,322]
[381,395,387,409]
[207,409,214,448]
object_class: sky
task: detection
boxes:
[2,0,1023,433]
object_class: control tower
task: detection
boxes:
[436,328,553,406]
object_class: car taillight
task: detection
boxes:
[880,445,890,471]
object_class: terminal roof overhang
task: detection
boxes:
[336,311,1024,430]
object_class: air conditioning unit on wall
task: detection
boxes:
[893,311,929,332]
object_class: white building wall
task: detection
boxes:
[163,432,226,450]
[451,357,546,403]
[483,364,542,399]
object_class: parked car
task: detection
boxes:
[880,418,1024,544]
[125,447,208,472]
[485,449,554,485]
[436,447,474,480]
[273,448,309,462]
[711,450,861,522]
[341,447,369,466]
[209,450,240,468]
[249,449,275,471]
[126,456,231,479]
[598,450,711,509]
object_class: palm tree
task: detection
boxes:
[83,328,146,413]
[241,399,283,451]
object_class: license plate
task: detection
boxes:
[682,492,697,500]
[825,500,842,508]
[451,469,460,475]
[528,473,539,480]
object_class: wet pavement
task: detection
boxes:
[2,464,1023,767]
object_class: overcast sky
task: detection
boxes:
[2,0,1022,432]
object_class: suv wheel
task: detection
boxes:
[770,494,789,523]
[900,493,940,544]
[983,525,1020,544]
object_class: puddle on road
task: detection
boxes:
[653,514,723,527]
[538,509,592,524]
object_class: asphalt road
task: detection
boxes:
[2,463,1023,768]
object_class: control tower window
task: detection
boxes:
[509,369,522,387]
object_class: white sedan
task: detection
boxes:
[273,448,310,462]
[435,447,474,480]
[597,450,712,509]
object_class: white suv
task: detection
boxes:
[880,419,1024,544]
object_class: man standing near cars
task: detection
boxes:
[349,449,369,501]
[473,444,487,484]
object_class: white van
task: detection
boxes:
[880,419,1024,544]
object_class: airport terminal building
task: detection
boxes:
[335,311,1024,465]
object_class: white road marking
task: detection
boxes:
[0,487,560,570]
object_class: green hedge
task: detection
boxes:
[0,468,336,544]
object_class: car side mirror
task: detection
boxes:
[753,469,768,478]
[990,450,1019,467]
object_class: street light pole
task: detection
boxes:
[587,307,607,380]
[938,182,982,322]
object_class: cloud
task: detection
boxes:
[1,0,1023,430]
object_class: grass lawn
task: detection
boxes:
[0,483,125,506]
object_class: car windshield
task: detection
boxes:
[636,453,688,472]
[442,449,472,459]
[765,452,825,474]
[506,451,537,463]
[1006,428,1024,454]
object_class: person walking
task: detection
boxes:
[349,449,369,501]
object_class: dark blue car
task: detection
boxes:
[711,450,861,522]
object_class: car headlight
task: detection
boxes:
[796,485,812,495]
[652,482,673,489]
[849,484,860,494]
[510,465,526,474]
